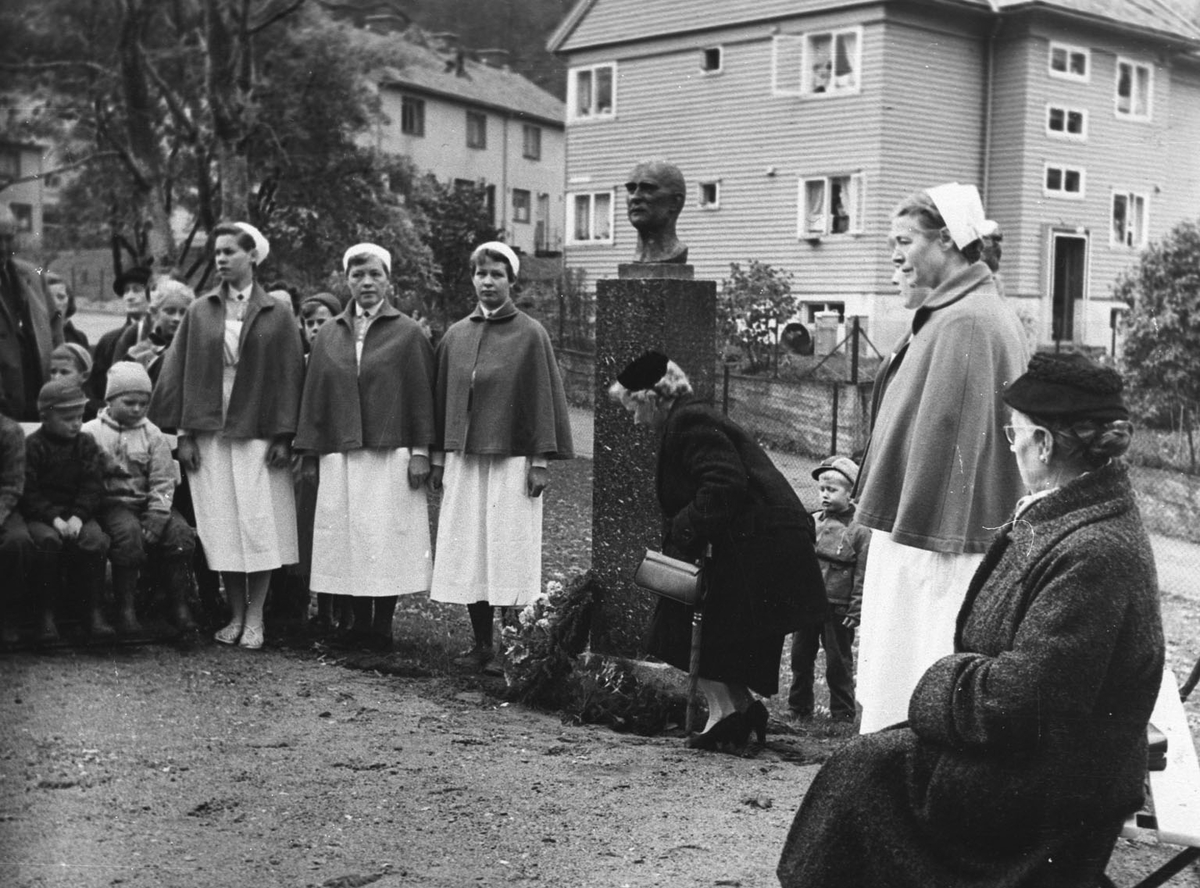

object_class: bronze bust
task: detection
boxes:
[625,161,688,264]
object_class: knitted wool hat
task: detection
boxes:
[105,361,153,401]
[52,342,93,376]
[616,351,669,392]
[812,455,859,487]
[1003,352,1129,422]
[300,292,343,317]
[37,378,88,413]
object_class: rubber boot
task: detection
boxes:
[163,558,198,632]
[371,595,397,651]
[31,556,61,643]
[111,565,142,635]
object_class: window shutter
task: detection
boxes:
[772,36,804,96]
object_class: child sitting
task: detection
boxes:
[21,379,112,641]
[83,362,196,634]
[788,456,870,721]
[49,342,103,421]
[0,406,35,644]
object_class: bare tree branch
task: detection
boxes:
[141,49,200,140]
[250,0,307,35]
[0,59,113,78]
[0,152,122,192]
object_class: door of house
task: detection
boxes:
[1050,233,1087,343]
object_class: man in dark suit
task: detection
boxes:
[0,205,62,419]
[90,265,152,401]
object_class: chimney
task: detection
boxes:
[476,48,511,69]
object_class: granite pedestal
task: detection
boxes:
[589,271,717,656]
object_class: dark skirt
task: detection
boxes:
[647,597,786,696]
[777,728,1127,888]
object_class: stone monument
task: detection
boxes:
[590,161,717,656]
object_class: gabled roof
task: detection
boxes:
[548,0,1200,53]
[378,35,564,128]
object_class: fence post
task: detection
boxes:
[830,382,840,456]
[850,316,860,385]
[722,364,730,415]
[558,291,566,347]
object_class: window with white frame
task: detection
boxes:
[466,111,487,149]
[772,28,861,97]
[568,62,616,121]
[699,181,720,209]
[1046,105,1087,140]
[1044,163,1085,198]
[567,190,613,244]
[1111,191,1148,247]
[512,189,531,224]
[798,174,864,237]
[701,47,722,73]
[804,302,845,323]
[1115,58,1152,119]
[522,124,542,160]
[1048,41,1089,81]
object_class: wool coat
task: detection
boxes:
[148,283,304,439]
[435,302,573,459]
[82,409,175,516]
[856,262,1028,554]
[21,427,108,525]
[295,303,436,454]
[778,462,1164,888]
[0,258,62,420]
[648,398,828,696]
[0,413,24,526]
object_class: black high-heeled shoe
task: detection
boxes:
[686,711,748,751]
[745,700,768,745]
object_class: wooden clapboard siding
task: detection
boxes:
[1162,59,1200,232]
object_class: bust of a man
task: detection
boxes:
[625,161,688,264]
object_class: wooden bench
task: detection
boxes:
[1101,668,1200,887]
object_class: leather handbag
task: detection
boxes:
[633,549,704,606]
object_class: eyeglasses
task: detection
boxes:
[1003,423,1049,444]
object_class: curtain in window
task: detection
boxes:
[834,33,857,88]
[576,70,593,116]
[594,193,612,239]
[1112,194,1128,243]
[574,195,591,240]
[595,67,613,113]
[805,180,826,232]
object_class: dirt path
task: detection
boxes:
[1,643,831,888]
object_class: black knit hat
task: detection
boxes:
[616,351,669,392]
[300,292,343,317]
[1002,352,1129,422]
[112,266,152,296]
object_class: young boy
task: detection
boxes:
[788,456,870,721]
[0,405,34,644]
[49,343,102,421]
[83,362,196,634]
[21,379,112,641]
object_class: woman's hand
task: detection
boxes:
[526,465,549,498]
[407,454,430,490]
[266,437,292,469]
[298,454,318,484]
[428,465,444,491]
[177,436,200,472]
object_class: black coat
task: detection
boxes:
[647,397,827,694]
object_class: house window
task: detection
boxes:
[772,29,861,96]
[568,62,616,121]
[1046,105,1087,140]
[798,174,864,237]
[9,203,32,232]
[0,150,18,179]
[1049,41,1089,81]
[1115,58,1152,119]
[804,302,846,323]
[1044,163,1085,198]
[567,190,613,244]
[1111,191,1148,247]
[466,111,487,149]
[699,182,720,209]
[522,124,542,160]
[701,47,722,73]
[401,96,425,136]
[512,189,531,224]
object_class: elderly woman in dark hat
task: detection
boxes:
[611,351,827,751]
[779,352,1164,888]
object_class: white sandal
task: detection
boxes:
[239,624,264,650]
[214,622,243,645]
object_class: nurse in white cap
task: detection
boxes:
[851,184,1029,732]
[149,221,305,650]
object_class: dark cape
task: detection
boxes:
[778,461,1164,888]
[148,282,304,439]
[435,301,573,458]
[648,397,828,696]
[295,303,436,454]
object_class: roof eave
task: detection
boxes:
[377,79,564,129]
[547,0,598,54]
[990,0,1200,47]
